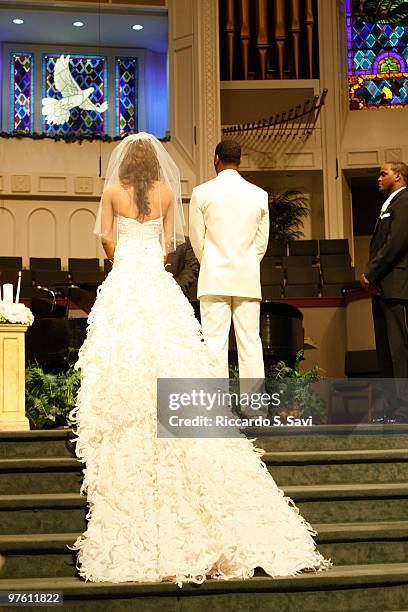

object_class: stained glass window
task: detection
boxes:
[42,54,108,134]
[116,57,138,136]
[347,0,408,109]
[10,52,34,132]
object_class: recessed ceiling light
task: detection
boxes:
[73,21,84,27]
[13,18,24,25]
[132,24,143,31]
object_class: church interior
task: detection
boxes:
[0,0,408,609]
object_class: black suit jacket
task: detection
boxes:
[166,237,199,300]
[365,188,408,299]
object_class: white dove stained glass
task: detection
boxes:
[42,54,108,126]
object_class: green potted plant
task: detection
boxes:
[267,351,326,422]
[25,358,80,429]
[229,353,326,423]
[266,189,309,243]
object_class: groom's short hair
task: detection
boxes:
[215,140,241,165]
[386,160,408,184]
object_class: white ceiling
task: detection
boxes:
[0,5,168,53]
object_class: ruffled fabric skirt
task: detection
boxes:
[70,236,330,585]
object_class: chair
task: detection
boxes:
[68,258,100,271]
[319,239,349,255]
[321,267,356,296]
[261,255,280,268]
[30,257,61,271]
[285,268,320,298]
[0,269,33,286]
[327,381,383,422]
[70,270,105,286]
[322,267,356,284]
[104,259,113,275]
[286,268,320,285]
[262,284,282,298]
[265,240,287,258]
[261,267,283,285]
[261,268,283,299]
[284,285,320,297]
[0,269,34,299]
[34,270,70,288]
[288,240,318,257]
[327,350,382,423]
[0,256,23,270]
[283,255,314,269]
[320,254,352,269]
[321,284,346,296]
[345,350,379,377]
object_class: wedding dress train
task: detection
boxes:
[70,216,330,585]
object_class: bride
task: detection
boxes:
[70,132,330,585]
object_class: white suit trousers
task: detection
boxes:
[200,295,265,379]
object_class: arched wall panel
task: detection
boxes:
[69,209,98,258]
[27,208,57,257]
[0,208,16,255]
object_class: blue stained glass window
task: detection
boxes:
[42,54,108,134]
[116,57,138,136]
[347,0,408,109]
[10,52,34,132]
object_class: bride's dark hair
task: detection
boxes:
[118,138,159,220]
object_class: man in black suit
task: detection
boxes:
[165,237,199,301]
[360,160,408,422]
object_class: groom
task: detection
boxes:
[189,139,269,379]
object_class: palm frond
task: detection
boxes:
[266,189,309,242]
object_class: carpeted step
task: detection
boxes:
[315,521,408,566]
[0,533,78,579]
[0,494,86,535]
[0,458,82,494]
[286,483,408,524]
[2,449,407,495]
[0,430,74,459]
[2,485,408,535]
[2,424,408,460]
[1,522,408,580]
[254,423,408,452]
[1,564,408,612]
[264,448,408,485]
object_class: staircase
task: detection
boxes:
[0,425,408,611]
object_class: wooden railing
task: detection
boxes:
[222,89,327,149]
[220,0,319,80]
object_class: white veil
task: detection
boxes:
[94,132,185,255]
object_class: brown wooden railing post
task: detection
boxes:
[291,0,301,79]
[239,0,251,80]
[256,0,269,80]
[226,0,235,80]
[306,0,315,78]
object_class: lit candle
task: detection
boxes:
[15,271,22,303]
[2,284,13,304]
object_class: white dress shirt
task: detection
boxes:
[380,186,407,217]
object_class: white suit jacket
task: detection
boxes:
[189,169,269,300]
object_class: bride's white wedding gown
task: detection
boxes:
[70,215,330,585]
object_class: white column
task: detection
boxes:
[167,0,221,185]
[318,0,352,241]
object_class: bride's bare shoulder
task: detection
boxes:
[103,183,129,204]
[105,182,125,196]
[154,181,173,201]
